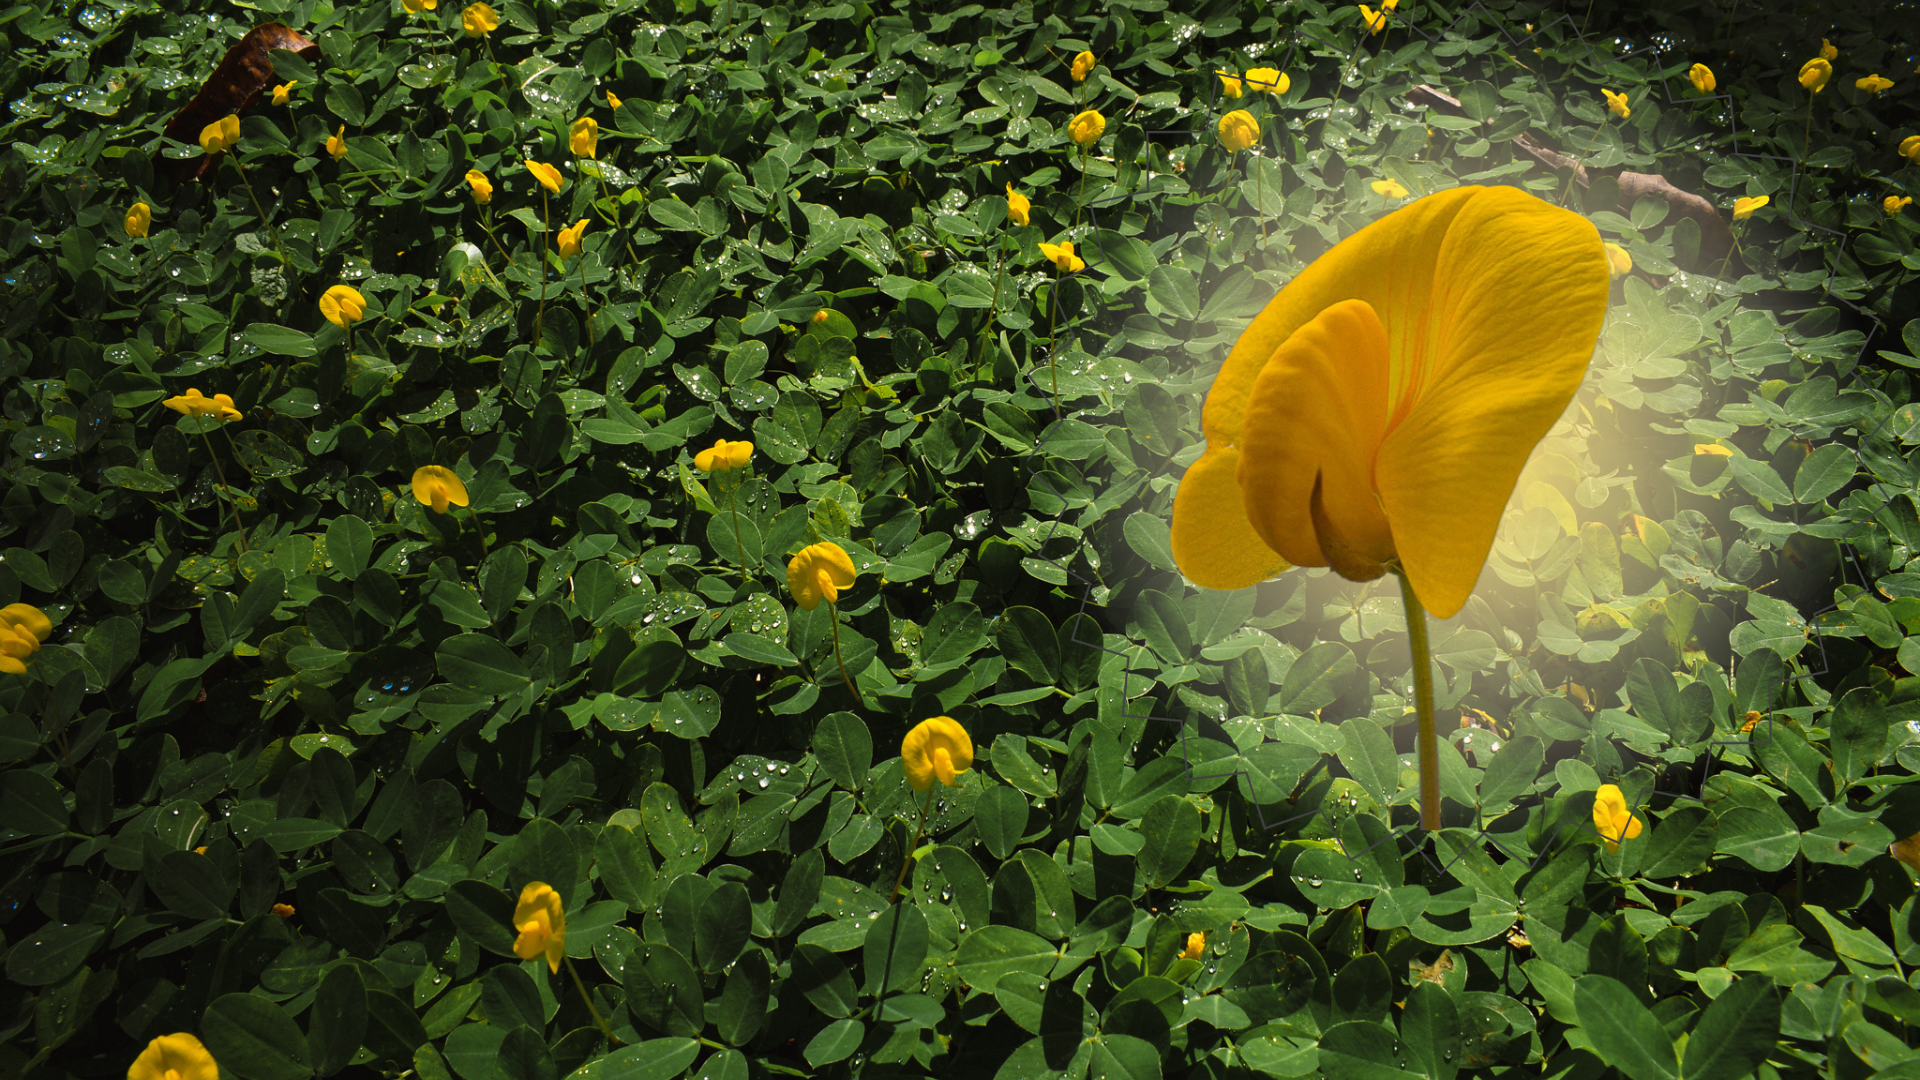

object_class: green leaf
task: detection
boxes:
[1571,975,1677,1080]
[0,769,70,835]
[2,922,105,986]
[1794,444,1856,503]
[436,632,532,696]
[862,901,929,995]
[149,850,235,919]
[1640,806,1713,879]
[1679,974,1779,1080]
[813,713,872,792]
[1317,1020,1423,1080]
[244,323,319,357]
[327,515,373,580]
[204,993,313,1080]
[309,964,368,1077]
[996,606,1060,685]
[1338,720,1399,811]
[1137,794,1203,888]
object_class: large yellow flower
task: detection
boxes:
[1688,64,1715,94]
[402,0,437,12]
[129,1033,219,1080]
[1798,58,1832,93]
[1168,185,1608,620]
[1732,195,1769,220]
[526,160,563,194]
[1245,67,1287,95]
[1602,89,1630,119]
[1857,74,1893,94]
[466,168,492,204]
[1005,183,1030,227]
[787,542,856,611]
[162,389,243,423]
[411,466,469,514]
[199,115,241,155]
[901,717,973,793]
[1068,109,1105,146]
[320,285,367,328]
[125,202,151,238]
[556,218,589,258]
[513,882,566,972]
[695,438,754,473]
[1592,784,1643,851]
[1038,241,1085,272]
[0,604,51,676]
[1071,51,1095,82]
[462,2,498,35]
[569,116,598,158]
[1181,932,1207,960]
[1218,110,1259,152]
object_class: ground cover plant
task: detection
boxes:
[2,0,1919,1077]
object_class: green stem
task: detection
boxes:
[463,504,489,555]
[1556,117,1607,210]
[201,428,249,555]
[1398,571,1441,831]
[888,787,935,904]
[535,190,550,346]
[563,956,624,1047]
[828,601,865,709]
[725,482,749,584]
[228,156,289,269]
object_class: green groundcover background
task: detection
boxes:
[2,0,1920,1077]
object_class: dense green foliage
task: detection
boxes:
[2,0,1919,1077]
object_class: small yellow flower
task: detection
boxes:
[1071,51,1095,82]
[606,90,622,110]
[901,717,973,793]
[1602,88,1630,119]
[326,125,348,161]
[272,902,296,918]
[1371,178,1409,198]
[1887,195,1913,216]
[466,168,492,204]
[1181,932,1207,960]
[320,285,367,328]
[1245,67,1288,95]
[811,310,830,325]
[1359,4,1389,34]
[199,115,241,155]
[569,116,598,158]
[1903,135,1920,163]
[1592,784,1643,851]
[556,218,588,258]
[1799,58,1832,93]
[1820,38,1837,62]
[695,439,754,473]
[129,1033,218,1080]
[461,2,498,35]
[411,466,469,515]
[162,389,243,423]
[271,80,296,105]
[1603,242,1632,278]
[1218,110,1259,152]
[1038,241,1085,273]
[787,542,857,611]
[1069,109,1105,146]
[125,202,151,238]
[526,160,563,194]
[513,882,567,973]
[1006,183,1031,226]
[1217,71,1244,99]
[1688,64,1715,94]
[1732,195,1769,220]
[402,0,437,13]
[1857,74,1893,94]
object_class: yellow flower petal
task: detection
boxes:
[526,160,563,194]
[557,218,589,258]
[1688,64,1715,94]
[320,285,367,328]
[411,465,469,514]
[1069,109,1105,146]
[512,882,566,973]
[1371,178,1409,198]
[901,716,973,793]
[1732,195,1768,220]
[130,1033,219,1080]
[1603,241,1631,277]
[462,2,498,35]
[1005,183,1030,227]
[1219,110,1259,152]
[1245,67,1287,95]
[1887,196,1913,216]
[787,542,856,610]
[199,114,241,155]
[125,202,151,238]
[466,168,493,203]
[1071,51,1095,82]
[1799,58,1832,93]
[1169,444,1289,590]
[0,604,52,643]
[569,116,599,158]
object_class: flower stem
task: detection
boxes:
[534,190,550,347]
[463,505,489,555]
[725,482,749,584]
[1397,571,1441,831]
[201,429,249,556]
[887,787,935,905]
[562,956,623,1047]
[827,601,865,709]
[228,156,289,269]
